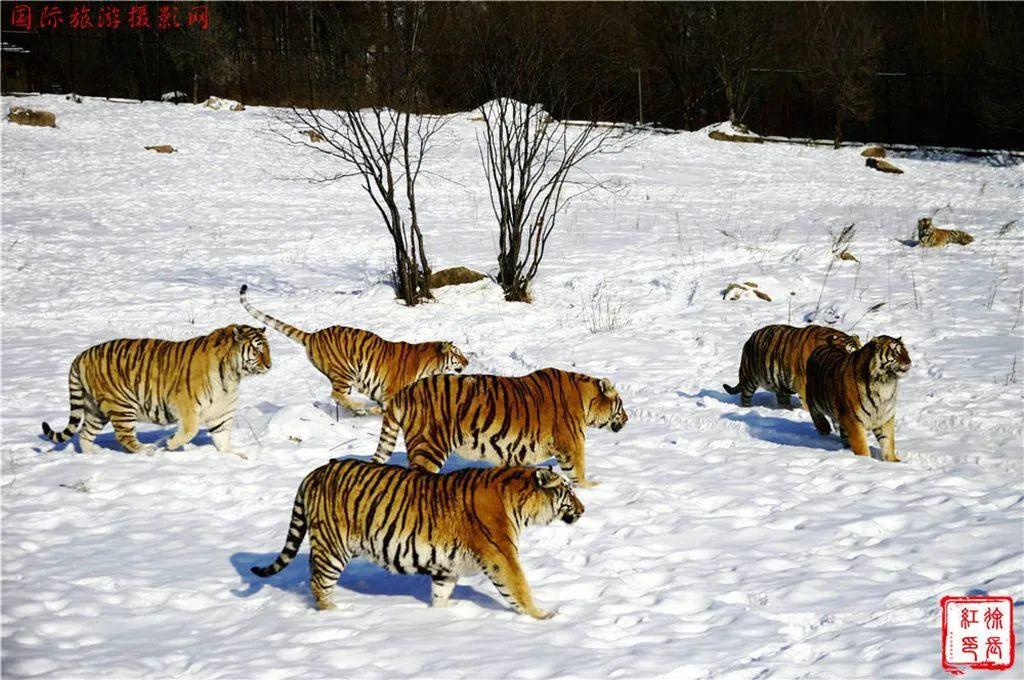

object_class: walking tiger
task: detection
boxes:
[804,335,911,462]
[239,285,468,415]
[42,324,270,457]
[724,324,861,408]
[250,458,584,617]
[373,368,628,487]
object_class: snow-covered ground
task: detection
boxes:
[2,95,1022,679]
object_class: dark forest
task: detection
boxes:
[3,1,1022,149]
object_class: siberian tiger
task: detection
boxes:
[250,458,584,618]
[804,335,911,462]
[723,324,861,408]
[917,217,974,247]
[372,368,627,487]
[239,285,468,415]
[42,324,270,457]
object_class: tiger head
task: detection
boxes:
[232,325,272,375]
[917,217,934,240]
[588,377,628,433]
[434,341,469,375]
[866,335,911,379]
[521,468,585,525]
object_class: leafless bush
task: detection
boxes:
[276,6,448,306]
[282,106,447,306]
[581,281,631,333]
[473,24,633,303]
[477,98,629,302]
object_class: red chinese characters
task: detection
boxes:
[11,3,209,31]
[127,4,150,29]
[188,5,209,30]
[97,5,122,29]
[39,5,63,29]
[157,5,180,30]
[942,596,1015,675]
[70,6,94,30]
[10,4,31,30]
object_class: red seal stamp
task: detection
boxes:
[941,595,1015,675]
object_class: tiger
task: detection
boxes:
[804,335,911,462]
[723,324,861,408]
[917,217,974,247]
[42,324,270,457]
[250,458,584,618]
[239,285,468,416]
[372,368,627,488]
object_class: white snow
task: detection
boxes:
[2,95,1022,678]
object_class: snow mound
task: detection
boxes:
[201,96,245,111]
[699,120,762,138]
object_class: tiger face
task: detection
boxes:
[917,217,933,240]
[591,377,628,432]
[869,335,911,378]
[529,468,585,525]
[438,342,469,374]
[234,325,272,375]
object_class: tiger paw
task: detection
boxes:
[530,608,556,620]
[574,478,600,489]
[230,450,249,461]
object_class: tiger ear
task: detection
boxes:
[598,377,617,398]
[535,467,561,489]
[230,325,241,341]
[261,326,267,334]
[440,341,452,353]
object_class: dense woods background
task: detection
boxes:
[3,1,1023,150]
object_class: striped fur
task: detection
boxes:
[251,458,584,617]
[804,335,911,462]
[724,324,861,408]
[918,217,974,247]
[240,285,468,415]
[42,325,270,456]
[373,368,627,487]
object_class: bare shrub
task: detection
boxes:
[582,281,630,333]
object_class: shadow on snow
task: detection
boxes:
[229,551,506,612]
[36,426,213,454]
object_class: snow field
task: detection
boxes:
[2,95,1022,678]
